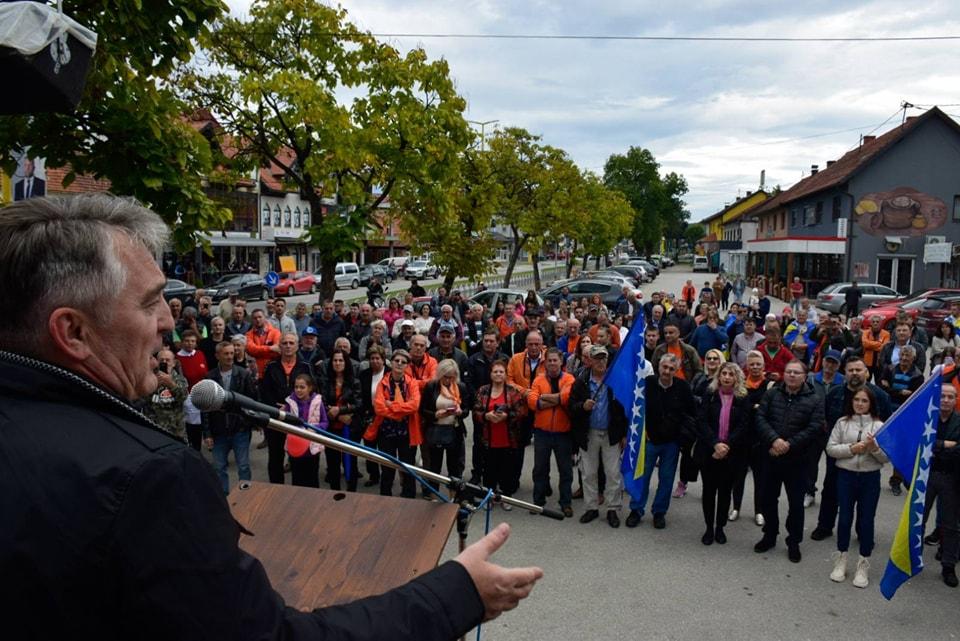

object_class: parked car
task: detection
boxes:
[815,282,899,314]
[207,273,268,302]
[868,287,960,308]
[858,298,922,331]
[540,279,624,309]
[650,254,674,267]
[631,259,659,278]
[377,256,408,276]
[915,293,960,334]
[315,262,362,289]
[275,271,316,296]
[607,264,650,284]
[405,260,440,279]
[578,271,639,291]
[692,255,710,272]
[163,278,196,304]
[468,288,544,312]
[359,264,394,286]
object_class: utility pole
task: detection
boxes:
[467,119,499,151]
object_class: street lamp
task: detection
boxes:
[467,119,499,151]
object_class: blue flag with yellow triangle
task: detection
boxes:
[875,366,942,599]
[603,308,653,499]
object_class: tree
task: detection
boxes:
[575,173,633,272]
[603,147,688,256]
[393,143,502,290]
[487,127,585,288]
[0,0,232,250]
[684,223,706,249]
[182,0,470,300]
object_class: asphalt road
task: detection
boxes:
[212,267,959,640]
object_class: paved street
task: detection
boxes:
[213,267,958,641]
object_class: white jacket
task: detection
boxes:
[826,415,888,473]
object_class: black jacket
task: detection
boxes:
[259,359,314,409]
[319,371,362,440]
[693,391,751,464]
[202,365,258,437]
[358,364,390,429]
[643,375,696,445]
[0,351,483,640]
[755,381,825,458]
[569,369,628,448]
[933,410,960,475]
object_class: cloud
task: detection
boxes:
[227,1,960,219]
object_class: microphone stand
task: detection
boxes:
[242,410,565,550]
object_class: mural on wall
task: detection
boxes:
[854,187,947,236]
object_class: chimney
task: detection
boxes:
[826,160,836,167]
[862,135,876,144]
[760,169,766,190]
[810,164,819,175]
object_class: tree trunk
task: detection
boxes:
[532,253,541,291]
[443,273,457,291]
[503,228,526,288]
[566,240,577,278]
[318,258,337,303]
[594,255,600,270]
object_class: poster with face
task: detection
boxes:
[12,150,46,201]
[854,187,947,237]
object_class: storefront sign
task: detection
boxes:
[924,242,953,263]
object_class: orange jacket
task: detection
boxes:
[363,373,423,446]
[527,372,575,433]
[588,323,622,348]
[495,315,520,340]
[681,284,696,303]
[861,328,890,367]
[407,353,437,391]
[507,350,545,393]
[245,325,281,375]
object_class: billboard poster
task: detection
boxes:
[11,149,47,201]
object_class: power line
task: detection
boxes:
[355,32,960,43]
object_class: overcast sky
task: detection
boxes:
[227,1,960,222]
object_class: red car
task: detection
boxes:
[869,287,960,308]
[275,271,316,296]
[859,300,920,331]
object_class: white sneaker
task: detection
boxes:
[755,514,765,527]
[852,555,870,588]
[803,494,815,508]
[830,551,848,582]
[502,501,513,512]
[728,508,739,522]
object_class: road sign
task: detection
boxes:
[264,271,280,287]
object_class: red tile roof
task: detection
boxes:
[777,107,958,205]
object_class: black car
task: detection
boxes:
[539,279,624,309]
[163,279,196,304]
[358,264,395,287]
[206,273,268,302]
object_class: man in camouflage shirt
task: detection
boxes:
[142,348,188,440]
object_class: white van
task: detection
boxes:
[692,255,709,273]
[378,256,408,274]
[334,262,360,289]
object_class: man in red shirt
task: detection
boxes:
[245,309,281,375]
[759,327,793,382]
[789,277,804,313]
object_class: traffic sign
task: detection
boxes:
[264,271,280,287]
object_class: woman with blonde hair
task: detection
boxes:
[419,358,470,482]
[694,362,750,545]
[674,348,725,499]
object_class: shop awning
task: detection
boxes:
[747,236,846,254]
[199,234,275,248]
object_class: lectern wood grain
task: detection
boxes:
[228,482,459,609]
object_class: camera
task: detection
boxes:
[158,361,168,374]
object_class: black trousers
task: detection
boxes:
[924,469,960,569]
[483,447,523,496]
[363,437,380,483]
[379,434,417,498]
[701,457,738,529]
[815,454,839,531]
[186,423,203,452]
[427,437,466,480]
[266,426,287,484]
[289,453,320,488]
[470,424,485,482]
[732,443,764,515]
[324,446,359,491]
[760,454,807,546]
[805,431,827,496]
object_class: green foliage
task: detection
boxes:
[603,147,688,256]
[578,172,634,259]
[684,223,706,248]
[0,0,233,250]
[182,0,470,299]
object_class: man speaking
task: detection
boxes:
[0,194,542,640]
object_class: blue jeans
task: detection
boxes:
[629,440,680,516]
[212,430,252,494]
[532,429,573,508]
[836,468,880,556]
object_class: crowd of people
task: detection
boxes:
[147,272,960,593]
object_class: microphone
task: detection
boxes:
[189,379,302,426]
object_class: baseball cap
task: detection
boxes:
[301,326,318,337]
[437,321,456,334]
[524,306,543,317]
[400,319,415,328]
[824,349,842,363]
[403,304,414,313]
[588,345,608,358]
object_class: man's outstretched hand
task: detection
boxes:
[454,523,544,622]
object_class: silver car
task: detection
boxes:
[815,282,900,314]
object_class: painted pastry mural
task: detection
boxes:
[854,187,947,237]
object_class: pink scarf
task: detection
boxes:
[718,389,734,442]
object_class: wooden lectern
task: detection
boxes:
[228,482,460,609]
